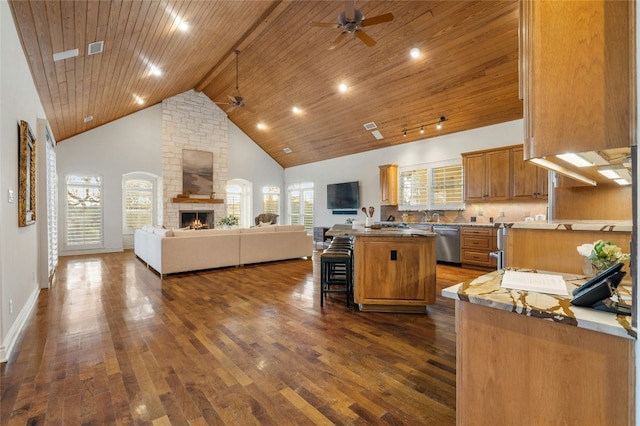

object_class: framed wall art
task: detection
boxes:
[182,149,213,196]
[18,120,36,227]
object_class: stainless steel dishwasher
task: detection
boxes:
[432,225,461,264]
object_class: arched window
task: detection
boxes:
[123,172,158,234]
[226,179,252,228]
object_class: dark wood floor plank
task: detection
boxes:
[1,250,485,425]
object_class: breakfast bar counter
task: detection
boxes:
[327,225,438,312]
[442,268,635,425]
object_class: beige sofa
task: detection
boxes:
[134,224,313,277]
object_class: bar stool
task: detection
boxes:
[320,237,353,307]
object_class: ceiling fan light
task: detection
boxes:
[436,122,442,130]
[420,126,424,133]
[402,128,407,137]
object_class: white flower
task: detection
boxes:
[577,243,594,258]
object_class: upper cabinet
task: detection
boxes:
[520,0,635,160]
[463,145,548,202]
[511,146,548,199]
[379,164,398,206]
[462,148,511,202]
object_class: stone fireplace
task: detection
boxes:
[180,210,215,229]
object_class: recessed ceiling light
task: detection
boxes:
[283,147,292,154]
[257,122,266,130]
[339,83,348,93]
[83,115,93,123]
[134,95,145,105]
[177,20,189,31]
[149,65,162,76]
[292,106,301,114]
[53,48,79,61]
[410,47,421,58]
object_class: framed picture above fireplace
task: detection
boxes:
[182,149,213,197]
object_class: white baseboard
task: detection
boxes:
[0,286,40,363]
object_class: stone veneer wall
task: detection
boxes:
[162,90,228,229]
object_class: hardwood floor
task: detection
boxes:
[1,251,484,425]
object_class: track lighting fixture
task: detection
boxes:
[401,116,447,136]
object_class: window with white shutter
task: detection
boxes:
[65,174,103,248]
[430,163,464,210]
[123,174,156,233]
[287,182,313,232]
[262,186,280,215]
[399,160,464,211]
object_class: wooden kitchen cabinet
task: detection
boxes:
[462,148,511,202]
[460,226,496,269]
[511,146,548,199]
[520,0,634,160]
[379,164,398,205]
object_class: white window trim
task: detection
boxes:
[64,172,104,250]
[122,172,158,234]
[398,159,465,211]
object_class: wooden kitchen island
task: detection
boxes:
[326,225,438,312]
[443,268,635,425]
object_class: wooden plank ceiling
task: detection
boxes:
[9,0,522,168]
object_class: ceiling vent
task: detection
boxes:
[283,147,292,154]
[363,122,377,131]
[83,115,93,123]
[87,41,104,55]
[53,48,79,61]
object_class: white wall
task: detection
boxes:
[56,105,163,255]
[228,121,284,219]
[285,119,524,227]
[0,0,47,361]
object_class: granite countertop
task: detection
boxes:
[505,220,632,232]
[326,225,437,237]
[442,268,635,340]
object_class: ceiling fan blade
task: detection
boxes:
[311,21,339,28]
[328,32,348,50]
[356,30,376,47]
[344,0,355,21]
[226,105,237,114]
[361,12,394,26]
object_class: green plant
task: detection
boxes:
[218,215,239,227]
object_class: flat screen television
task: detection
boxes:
[327,181,359,210]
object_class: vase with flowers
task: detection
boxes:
[577,240,630,277]
[218,215,239,229]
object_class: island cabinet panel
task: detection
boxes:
[505,228,631,276]
[521,0,634,159]
[456,302,634,426]
[354,236,436,309]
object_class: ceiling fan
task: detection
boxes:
[216,50,245,113]
[311,0,394,50]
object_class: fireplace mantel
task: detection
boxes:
[172,198,224,204]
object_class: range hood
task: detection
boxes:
[529,147,632,186]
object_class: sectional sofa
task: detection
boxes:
[134,224,313,277]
